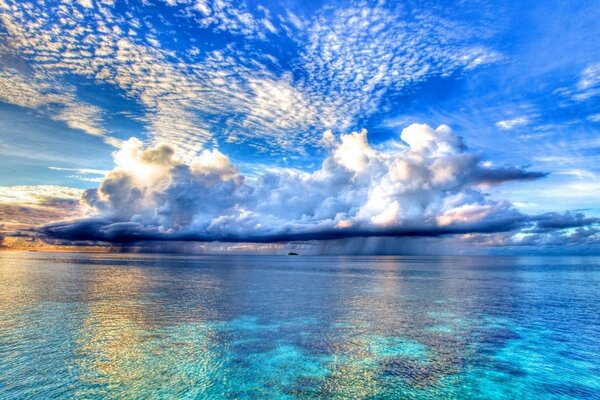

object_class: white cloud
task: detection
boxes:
[48,166,109,175]
[0,0,501,159]
[496,116,529,130]
[320,129,336,148]
[556,61,600,102]
[0,185,83,205]
[300,3,500,131]
[162,0,280,39]
[48,166,109,183]
[43,124,545,243]
[77,0,93,9]
[576,62,600,94]
[55,102,106,138]
[587,113,600,122]
[0,69,120,146]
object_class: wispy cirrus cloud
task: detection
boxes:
[496,116,530,130]
[555,61,600,102]
[0,69,120,146]
[48,166,108,183]
[573,62,600,101]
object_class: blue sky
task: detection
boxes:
[0,0,599,253]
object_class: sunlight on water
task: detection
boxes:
[1,253,599,399]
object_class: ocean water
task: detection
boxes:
[1,252,599,399]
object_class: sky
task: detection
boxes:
[0,0,599,254]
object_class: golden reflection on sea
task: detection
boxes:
[72,265,221,398]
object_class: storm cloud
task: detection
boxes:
[36,123,556,247]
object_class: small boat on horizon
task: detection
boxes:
[288,252,299,256]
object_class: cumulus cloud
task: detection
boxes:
[39,124,549,245]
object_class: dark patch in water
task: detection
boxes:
[381,358,438,386]
[231,339,274,354]
[478,328,521,346]
[299,338,336,356]
[489,361,527,377]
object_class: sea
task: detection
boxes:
[1,252,599,399]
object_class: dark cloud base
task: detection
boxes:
[13,125,600,254]
[35,212,600,256]
[38,214,527,244]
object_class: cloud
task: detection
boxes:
[37,124,548,245]
[160,0,282,40]
[0,185,83,205]
[574,62,600,100]
[0,185,84,226]
[301,2,501,131]
[533,211,599,232]
[48,166,109,183]
[587,113,600,122]
[496,116,529,130]
[0,69,120,146]
[458,210,600,251]
[0,0,501,158]
[555,61,600,102]
[471,166,547,186]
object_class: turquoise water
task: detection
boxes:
[1,253,599,399]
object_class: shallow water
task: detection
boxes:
[1,252,599,399]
